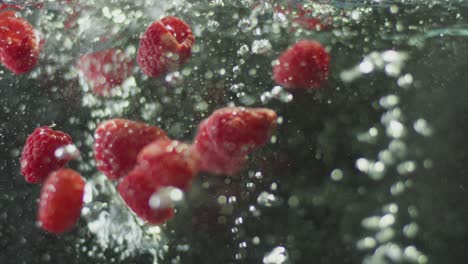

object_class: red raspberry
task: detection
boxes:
[37,169,85,234]
[137,16,195,78]
[273,40,330,90]
[118,139,199,224]
[136,139,199,191]
[193,107,277,175]
[20,126,73,184]
[93,119,167,180]
[118,168,174,225]
[0,11,41,74]
[193,122,247,176]
[77,49,134,96]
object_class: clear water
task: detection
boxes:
[1,0,468,263]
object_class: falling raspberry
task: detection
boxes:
[193,107,277,175]
[0,10,42,74]
[274,4,330,31]
[193,122,247,175]
[20,126,74,184]
[118,139,199,224]
[273,40,330,90]
[137,139,199,191]
[77,49,134,96]
[37,169,85,234]
[137,16,195,78]
[118,168,174,225]
[93,119,168,180]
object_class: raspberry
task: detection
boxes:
[273,40,330,90]
[118,168,174,225]
[94,119,167,180]
[193,107,277,175]
[193,122,247,175]
[274,4,329,32]
[0,11,41,74]
[137,16,195,78]
[118,139,199,224]
[37,169,85,234]
[77,49,134,96]
[136,139,199,191]
[20,126,73,184]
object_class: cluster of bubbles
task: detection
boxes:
[340,51,431,263]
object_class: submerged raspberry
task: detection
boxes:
[137,139,199,191]
[193,107,277,175]
[37,169,85,234]
[273,40,330,90]
[118,139,199,224]
[118,168,174,225]
[0,11,41,74]
[94,119,168,180]
[137,16,195,78]
[193,122,247,176]
[20,126,73,184]
[77,49,134,96]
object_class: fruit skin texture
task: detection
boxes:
[0,11,41,74]
[94,119,168,180]
[193,122,247,175]
[136,139,199,191]
[118,139,198,224]
[77,49,134,96]
[20,126,73,184]
[118,168,174,225]
[193,107,277,175]
[273,40,330,90]
[37,169,85,234]
[137,16,195,78]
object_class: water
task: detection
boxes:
[1,0,468,263]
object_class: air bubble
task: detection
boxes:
[263,246,289,264]
[252,39,272,55]
[257,192,282,207]
[149,187,184,209]
[54,144,80,160]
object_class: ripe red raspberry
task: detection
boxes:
[193,122,247,176]
[137,16,195,78]
[273,40,330,90]
[118,139,198,224]
[37,169,85,234]
[136,139,199,191]
[20,126,73,184]
[94,119,167,180]
[0,11,41,74]
[193,107,277,175]
[118,168,174,225]
[77,49,134,96]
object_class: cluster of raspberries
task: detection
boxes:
[8,3,330,234]
[21,107,277,233]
